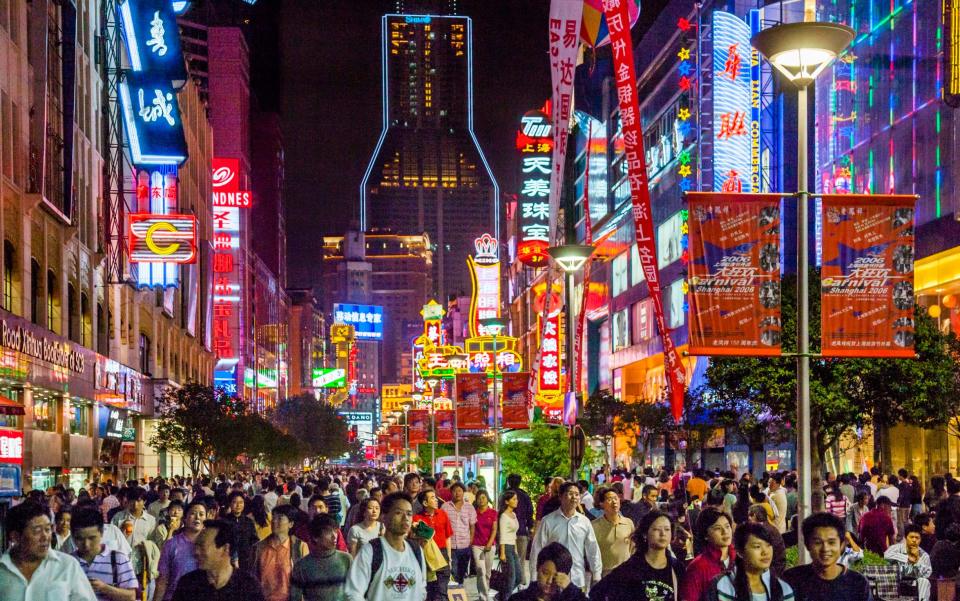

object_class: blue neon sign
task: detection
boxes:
[333,304,385,340]
[405,15,431,24]
[119,74,188,166]
[119,0,187,83]
[712,11,753,193]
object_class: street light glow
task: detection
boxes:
[547,244,594,273]
[751,22,855,87]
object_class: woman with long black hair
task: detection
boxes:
[708,521,795,601]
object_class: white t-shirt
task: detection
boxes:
[345,537,427,601]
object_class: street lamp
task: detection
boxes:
[480,316,506,503]
[548,244,595,481]
[425,377,441,473]
[752,20,853,561]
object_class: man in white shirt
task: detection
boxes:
[345,491,427,601]
[263,482,279,513]
[0,501,97,600]
[768,473,788,533]
[529,481,603,588]
[110,488,157,546]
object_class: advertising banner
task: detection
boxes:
[408,409,430,445]
[501,372,530,429]
[388,426,405,451]
[455,373,488,431]
[603,0,686,420]
[377,435,388,457]
[435,410,456,443]
[687,192,784,356]
[548,0,584,244]
[821,195,916,357]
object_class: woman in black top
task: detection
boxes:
[509,542,587,601]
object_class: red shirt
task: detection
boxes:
[472,507,498,548]
[414,508,454,549]
[436,486,453,503]
[859,507,895,554]
[679,545,735,601]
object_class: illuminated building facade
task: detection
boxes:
[287,289,327,397]
[361,9,499,298]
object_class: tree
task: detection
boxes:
[499,423,571,498]
[270,395,357,463]
[579,389,624,464]
[150,383,248,475]
[706,271,960,476]
[615,398,673,467]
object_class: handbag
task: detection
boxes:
[490,560,510,598]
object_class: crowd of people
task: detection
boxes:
[2,464,959,601]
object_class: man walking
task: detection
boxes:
[110,488,156,546]
[440,482,476,586]
[413,490,453,601]
[71,508,139,601]
[591,487,634,577]
[170,520,265,599]
[530,481,603,588]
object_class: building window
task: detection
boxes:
[612,252,629,297]
[30,260,40,324]
[81,293,91,347]
[139,333,151,375]
[46,270,57,333]
[0,388,21,428]
[32,398,54,431]
[70,403,88,436]
[96,303,108,354]
[3,241,13,311]
[67,284,77,342]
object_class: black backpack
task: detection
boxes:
[366,538,424,597]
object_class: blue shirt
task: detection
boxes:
[74,547,139,600]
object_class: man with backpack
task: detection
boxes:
[345,492,426,601]
[71,507,139,600]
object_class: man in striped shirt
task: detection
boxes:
[72,507,139,601]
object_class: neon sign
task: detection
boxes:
[333,304,384,340]
[516,104,552,266]
[467,234,501,337]
[212,159,243,383]
[536,310,562,399]
[129,214,197,263]
[712,11,753,193]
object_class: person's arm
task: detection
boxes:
[486,518,498,550]
[583,519,603,584]
[154,538,173,601]
[528,513,546,570]
[67,559,99,601]
[918,553,933,578]
[344,543,373,601]
[290,562,305,601]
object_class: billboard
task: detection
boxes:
[821,195,916,357]
[455,373,488,431]
[516,106,552,266]
[501,372,530,429]
[686,193,783,356]
[128,214,197,263]
[408,409,430,444]
[212,158,244,379]
[312,368,346,388]
[333,304,384,340]
[712,10,753,193]
[118,0,188,80]
[435,410,455,443]
[467,234,501,337]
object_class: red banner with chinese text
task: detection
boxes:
[435,410,456,443]
[501,372,530,429]
[388,426,405,451]
[821,194,916,357]
[603,0,686,421]
[408,409,430,445]
[377,435,388,458]
[687,192,784,356]
[455,373,489,431]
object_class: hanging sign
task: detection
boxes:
[455,373,488,431]
[501,372,530,429]
[435,409,456,443]
[517,105,553,266]
[408,409,430,444]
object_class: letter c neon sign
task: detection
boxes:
[144,221,181,256]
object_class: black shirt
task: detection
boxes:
[171,568,266,601]
[782,564,873,601]
[589,554,684,601]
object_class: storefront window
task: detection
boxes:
[32,398,54,431]
[32,468,56,492]
[612,308,630,352]
[70,403,89,436]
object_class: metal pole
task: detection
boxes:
[431,400,436,474]
[796,84,812,563]
[454,381,460,478]
[493,331,500,504]
[567,271,577,482]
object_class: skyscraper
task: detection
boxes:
[361,7,499,298]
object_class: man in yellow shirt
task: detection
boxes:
[686,470,710,502]
[590,488,635,578]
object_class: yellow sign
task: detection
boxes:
[330,323,355,344]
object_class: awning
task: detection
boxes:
[0,395,25,416]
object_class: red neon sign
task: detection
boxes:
[0,429,23,464]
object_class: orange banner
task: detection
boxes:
[435,410,455,443]
[501,372,530,429]
[455,373,488,431]
[408,410,430,444]
[687,193,784,356]
[821,194,916,357]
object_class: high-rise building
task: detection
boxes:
[361,7,499,298]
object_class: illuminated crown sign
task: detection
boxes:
[473,233,499,265]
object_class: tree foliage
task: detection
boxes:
[270,394,358,462]
[706,271,960,474]
[499,424,572,498]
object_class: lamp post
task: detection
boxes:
[547,244,594,481]
[448,353,469,476]
[479,316,506,503]
[425,377,440,473]
[752,20,853,561]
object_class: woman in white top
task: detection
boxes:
[499,491,521,595]
[348,497,385,556]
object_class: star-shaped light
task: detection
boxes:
[678,165,692,178]
[678,107,691,121]
[678,122,693,137]
[678,178,693,191]
[677,47,691,61]
[678,76,691,91]
[678,18,692,31]
[678,61,692,76]
[678,151,691,165]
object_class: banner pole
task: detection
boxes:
[454,378,460,478]
[797,84,812,563]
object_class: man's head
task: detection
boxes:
[802,512,846,569]
[71,508,105,560]
[417,490,438,513]
[126,487,146,514]
[194,520,235,572]
[642,485,658,506]
[915,513,936,535]
[898,468,909,480]
[170,488,186,503]
[271,504,297,537]
[558,481,580,513]
[904,524,923,551]
[769,473,783,491]
[596,487,618,516]
[535,542,573,595]
[403,473,422,495]
[382,492,414,537]
[183,500,208,533]
[875,496,893,512]
[747,504,770,524]
[506,474,522,490]
[227,491,245,516]
[697,507,733,551]
[6,502,52,561]
[158,484,171,501]
[54,507,71,534]
[309,513,340,551]
[307,494,328,516]
[449,482,465,503]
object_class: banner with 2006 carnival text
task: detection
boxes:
[687,193,784,356]
[603,0,686,421]
[435,410,455,443]
[821,194,916,357]
[407,409,430,444]
[455,373,489,431]
[501,372,530,429]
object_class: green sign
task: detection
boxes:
[312,368,346,388]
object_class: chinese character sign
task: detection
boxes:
[119,74,188,167]
[468,234,501,337]
[821,195,916,357]
[686,193,783,356]
[334,304,384,340]
[712,11,753,193]
[455,373,489,431]
[548,0,583,244]
[212,196,242,374]
[517,106,553,266]
[501,372,530,429]
[0,429,23,464]
[603,0,686,421]
[117,0,187,80]
[537,310,563,399]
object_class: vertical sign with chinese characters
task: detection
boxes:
[712,10,752,193]
[467,234,501,337]
[212,159,245,393]
[536,311,562,399]
[603,0,686,420]
[517,106,553,266]
[548,0,583,244]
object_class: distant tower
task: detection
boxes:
[361,6,498,298]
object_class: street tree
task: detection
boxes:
[270,394,356,463]
[615,398,673,467]
[579,389,624,463]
